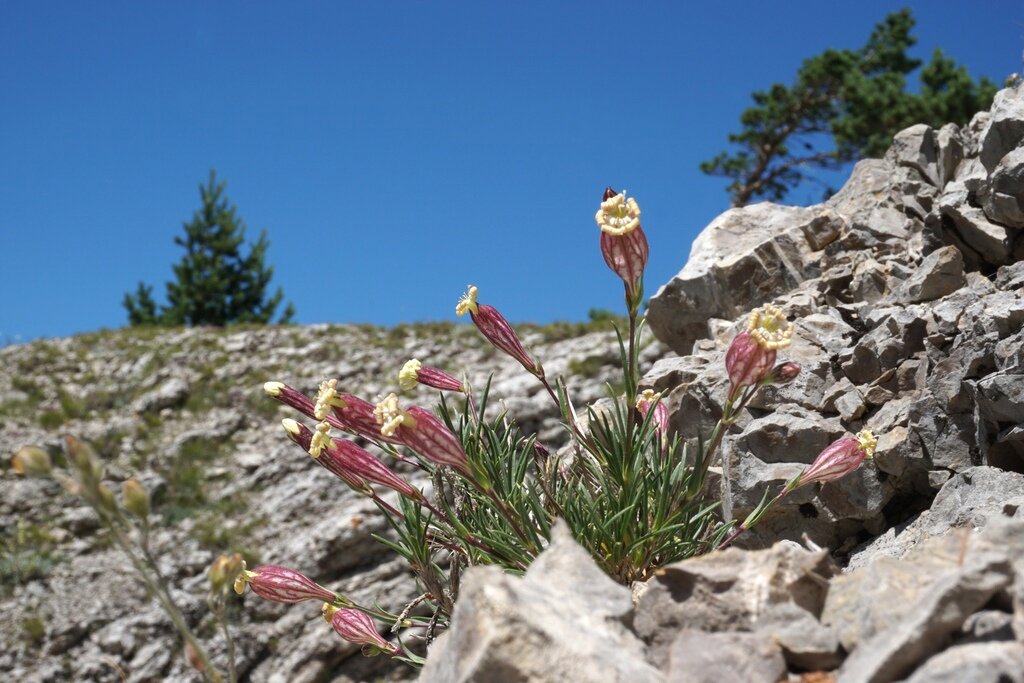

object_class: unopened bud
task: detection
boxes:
[635,389,670,442]
[96,483,117,512]
[209,553,244,592]
[11,446,52,476]
[767,362,801,385]
[65,436,99,475]
[122,479,150,519]
[326,605,400,655]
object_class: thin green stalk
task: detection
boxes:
[220,615,237,683]
[106,522,220,682]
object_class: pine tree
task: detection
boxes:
[123,282,159,326]
[124,171,294,327]
[702,9,998,207]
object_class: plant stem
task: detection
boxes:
[221,615,237,683]
[716,483,794,550]
[419,499,526,568]
[106,521,220,682]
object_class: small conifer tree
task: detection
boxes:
[702,9,998,207]
[124,171,294,327]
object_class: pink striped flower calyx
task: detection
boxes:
[725,304,794,391]
[399,358,465,393]
[596,187,649,313]
[374,393,470,474]
[233,561,338,604]
[322,604,400,655]
[796,430,877,488]
[635,389,669,439]
[456,285,540,377]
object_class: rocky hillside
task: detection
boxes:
[0,320,663,682]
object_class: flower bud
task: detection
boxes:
[767,362,801,385]
[234,561,338,603]
[121,479,150,520]
[399,359,464,393]
[457,285,540,376]
[796,430,877,488]
[324,605,399,655]
[65,436,101,480]
[11,446,52,476]
[209,553,244,592]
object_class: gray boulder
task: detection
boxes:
[980,86,1024,172]
[418,521,662,683]
[647,203,840,355]
[632,540,834,666]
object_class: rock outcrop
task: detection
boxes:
[645,85,1024,551]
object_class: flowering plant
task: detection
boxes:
[12,187,876,673]
[238,187,876,664]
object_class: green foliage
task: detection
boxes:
[20,615,47,647]
[0,520,59,594]
[154,436,226,525]
[702,9,997,206]
[124,170,295,327]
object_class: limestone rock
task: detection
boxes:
[647,203,838,355]
[633,540,834,665]
[893,245,965,303]
[131,376,190,413]
[830,530,1014,683]
[418,521,662,683]
[665,630,786,683]
[980,86,1024,172]
[886,124,940,186]
[983,146,1024,228]
[904,642,1024,683]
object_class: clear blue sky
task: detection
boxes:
[1,1,1020,344]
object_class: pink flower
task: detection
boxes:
[456,285,539,376]
[399,359,464,393]
[264,381,318,418]
[324,605,399,655]
[769,362,801,385]
[797,431,877,488]
[233,562,337,604]
[635,389,669,440]
[313,379,402,445]
[282,419,372,495]
[596,187,649,307]
[321,433,422,500]
[725,305,794,390]
[374,394,470,473]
